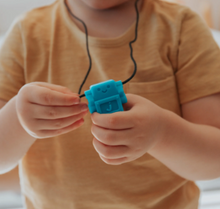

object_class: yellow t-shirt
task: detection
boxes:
[1,0,220,208]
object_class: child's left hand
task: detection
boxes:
[91,94,166,165]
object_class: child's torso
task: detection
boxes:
[18,0,199,208]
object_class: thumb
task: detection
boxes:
[31,82,78,96]
[123,94,140,111]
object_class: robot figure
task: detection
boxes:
[85,80,127,114]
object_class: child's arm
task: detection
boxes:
[148,92,220,181]
[0,96,36,174]
[91,93,220,181]
[0,82,88,174]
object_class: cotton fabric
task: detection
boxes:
[0,0,220,208]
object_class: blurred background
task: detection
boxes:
[0,0,220,208]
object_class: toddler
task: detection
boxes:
[0,0,220,208]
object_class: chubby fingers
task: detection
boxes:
[99,155,128,165]
[34,111,88,130]
[91,111,134,130]
[91,94,143,130]
[91,124,134,146]
[31,103,89,119]
[27,85,80,106]
[91,124,135,163]
[93,138,129,161]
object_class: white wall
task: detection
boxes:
[165,0,220,30]
[183,0,220,30]
[0,0,56,34]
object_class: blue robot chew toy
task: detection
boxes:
[85,80,127,114]
[67,0,140,114]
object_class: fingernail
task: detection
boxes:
[73,100,80,104]
[81,104,88,112]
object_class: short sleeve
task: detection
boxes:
[0,18,25,102]
[175,9,220,104]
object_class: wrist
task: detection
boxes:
[148,108,174,156]
[14,96,36,141]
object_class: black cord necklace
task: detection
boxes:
[64,0,140,98]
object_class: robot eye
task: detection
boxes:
[107,85,110,88]
[97,88,101,91]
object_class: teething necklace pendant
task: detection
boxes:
[85,80,127,114]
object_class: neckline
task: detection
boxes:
[60,0,149,48]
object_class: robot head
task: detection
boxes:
[91,80,118,100]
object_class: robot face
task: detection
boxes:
[91,80,118,101]
[85,80,127,114]
[96,84,111,94]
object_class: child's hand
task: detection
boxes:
[16,82,89,139]
[91,94,165,165]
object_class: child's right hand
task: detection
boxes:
[16,82,89,139]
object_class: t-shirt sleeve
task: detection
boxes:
[0,18,25,102]
[175,8,220,104]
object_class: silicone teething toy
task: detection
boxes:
[64,0,140,114]
[85,80,127,114]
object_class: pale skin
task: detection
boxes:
[0,82,89,173]
[0,0,220,182]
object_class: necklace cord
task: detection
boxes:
[122,0,140,85]
[64,0,140,98]
[64,0,92,98]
